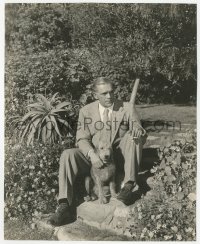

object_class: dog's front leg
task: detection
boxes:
[110,177,117,198]
[84,176,92,202]
[96,177,108,204]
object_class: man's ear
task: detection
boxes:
[93,92,98,100]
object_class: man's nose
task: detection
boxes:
[106,93,111,98]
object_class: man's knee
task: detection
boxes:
[60,148,81,164]
[120,133,143,149]
[61,148,80,158]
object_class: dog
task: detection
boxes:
[85,141,117,204]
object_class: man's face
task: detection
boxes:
[94,83,114,108]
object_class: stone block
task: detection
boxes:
[77,198,132,234]
[77,200,116,224]
[34,205,135,240]
[147,135,159,141]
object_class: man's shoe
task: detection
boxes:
[48,202,72,226]
[117,181,136,205]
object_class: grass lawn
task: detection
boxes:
[136,104,196,125]
[136,104,196,146]
[4,219,56,240]
[4,219,130,241]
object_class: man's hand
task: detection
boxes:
[89,150,104,169]
[128,125,144,139]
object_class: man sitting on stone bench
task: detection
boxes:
[49,77,147,226]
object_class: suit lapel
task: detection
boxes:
[89,101,101,133]
[111,100,125,143]
[89,100,125,144]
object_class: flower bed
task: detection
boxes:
[4,137,74,222]
[126,131,196,241]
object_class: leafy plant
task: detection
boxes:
[14,93,77,145]
[5,3,196,113]
[125,130,196,241]
[4,138,74,222]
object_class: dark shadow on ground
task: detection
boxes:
[137,104,162,109]
[123,148,160,206]
[173,103,196,107]
[141,148,159,171]
[138,103,196,108]
[123,171,153,206]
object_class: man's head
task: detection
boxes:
[92,77,115,108]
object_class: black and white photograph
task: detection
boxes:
[2,0,198,241]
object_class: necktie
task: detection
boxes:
[101,108,112,143]
[103,108,109,123]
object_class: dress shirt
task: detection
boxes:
[87,102,114,159]
[98,102,114,121]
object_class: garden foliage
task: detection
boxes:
[5,131,196,241]
[5,3,197,122]
[4,4,197,240]
[126,131,196,241]
[4,138,74,221]
[11,93,80,145]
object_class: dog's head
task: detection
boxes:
[96,141,113,163]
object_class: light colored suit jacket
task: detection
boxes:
[76,99,142,157]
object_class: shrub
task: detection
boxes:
[11,93,79,145]
[5,47,92,122]
[5,3,197,112]
[4,138,74,222]
[127,131,196,241]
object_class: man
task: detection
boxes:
[49,77,147,226]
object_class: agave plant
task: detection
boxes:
[16,93,75,145]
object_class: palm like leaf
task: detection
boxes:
[55,101,72,109]
[50,92,60,104]
[20,114,42,141]
[36,94,51,111]
[13,93,75,145]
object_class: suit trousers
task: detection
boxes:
[58,132,143,205]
